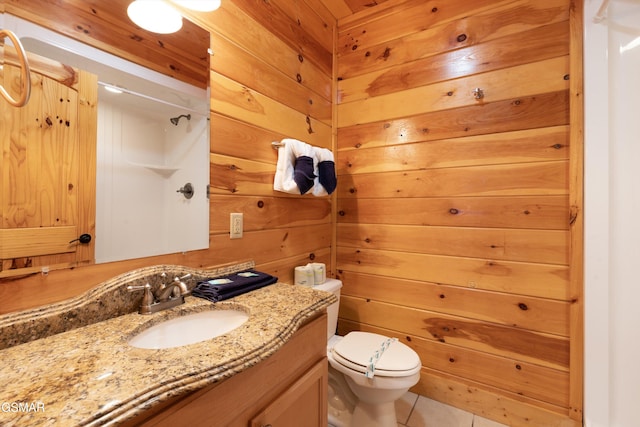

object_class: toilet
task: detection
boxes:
[313,279,421,427]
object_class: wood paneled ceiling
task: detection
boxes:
[318,0,391,20]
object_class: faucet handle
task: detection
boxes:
[127,283,155,307]
[173,274,192,295]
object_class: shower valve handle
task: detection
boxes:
[177,182,194,199]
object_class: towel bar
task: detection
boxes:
[0,29,31,107]
[271,141,285,149]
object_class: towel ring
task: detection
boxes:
[0,29,31,108]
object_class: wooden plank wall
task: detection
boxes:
[334,0,582,426]
[0,0,336,312]
[187,0,336,280]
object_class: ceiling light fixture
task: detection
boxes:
[170,0,221,12]
[127,0,183,34]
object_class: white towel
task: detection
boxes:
[273,138,315,194]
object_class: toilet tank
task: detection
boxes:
[313,278,342,341]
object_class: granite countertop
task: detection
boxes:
[0,264,335,427]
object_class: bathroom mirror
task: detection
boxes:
[0,4,211,271]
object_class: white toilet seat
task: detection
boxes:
[331,331,421,378]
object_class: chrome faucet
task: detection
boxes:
[128,281,185,315]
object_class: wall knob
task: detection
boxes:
[69,233,92,244]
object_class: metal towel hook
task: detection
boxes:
[0,29,31,107]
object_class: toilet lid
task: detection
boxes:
[331,332,420,377]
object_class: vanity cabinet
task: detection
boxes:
[250,359,327,427]
[129,313,328,427]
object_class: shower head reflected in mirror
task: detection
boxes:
[170,114,191,126]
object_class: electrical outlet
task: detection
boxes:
[230,213,243,239]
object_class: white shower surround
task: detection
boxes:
[584,0,640,426]
[95,100,209,263]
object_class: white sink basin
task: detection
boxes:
[128,309,249,349]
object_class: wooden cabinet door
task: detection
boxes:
[1,47,97,277]
[250,359,328,427]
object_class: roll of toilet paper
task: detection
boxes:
[307,262,326,285]
[294,265,315,286]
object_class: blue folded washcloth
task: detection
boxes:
[192,270,278,302]
[293,155,316,194]
[318,160,336,194]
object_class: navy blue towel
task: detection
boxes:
[192,270,278,302]
[293,155,315,194]
[318,160,337,194]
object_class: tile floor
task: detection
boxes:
[395,392,509,427]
